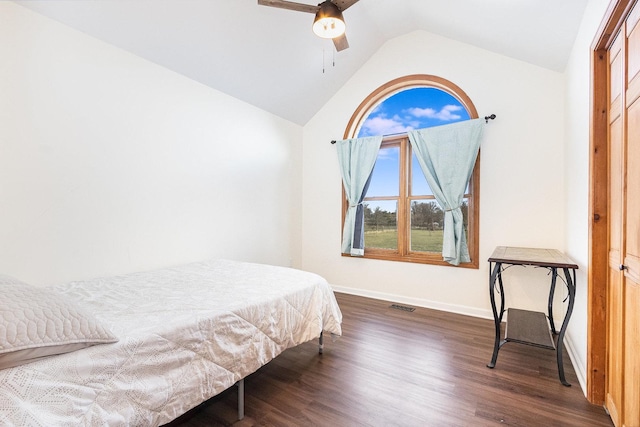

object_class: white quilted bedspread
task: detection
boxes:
[0,260,342,426]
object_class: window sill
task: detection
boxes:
[341,251,479,269]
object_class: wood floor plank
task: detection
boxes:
[166,292,612,426]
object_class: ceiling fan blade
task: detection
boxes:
[332,0,359,11]
[257,0,319,14]
[333,33,349,51]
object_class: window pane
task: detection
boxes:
[363,200,398,250]
[411,153,433,196]
[410,201,444,253]
[366,147,399,197]
[410,198,470,253]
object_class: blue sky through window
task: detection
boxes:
[361,87,470,198]
[357,87,469,138]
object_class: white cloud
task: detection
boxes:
[376,147,396,161]
[406,104,463,121]
[361,115,415,136]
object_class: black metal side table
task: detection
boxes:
[486,246,578,386]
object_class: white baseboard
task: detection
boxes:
[330,284,494,320]
[563,333,587,397]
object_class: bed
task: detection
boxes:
[0,259,342,426]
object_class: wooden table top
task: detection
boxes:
[488,246,578,269]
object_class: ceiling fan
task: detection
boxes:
[258,0,360,51]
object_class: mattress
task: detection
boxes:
[0,259,342,426]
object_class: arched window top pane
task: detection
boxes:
[357,87,470,138]
[344,74,479,140]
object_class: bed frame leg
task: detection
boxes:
[237,379,244,420]
[318,331,324,354]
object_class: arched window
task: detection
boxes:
[342,75,480,268]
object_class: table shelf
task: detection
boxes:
[504,308,555,349]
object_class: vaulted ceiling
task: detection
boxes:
[16,0,589,125]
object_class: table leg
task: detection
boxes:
[556,267,576,387]
[548,267,558,334]
[487,262,504,368]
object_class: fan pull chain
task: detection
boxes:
[322,46,337,74]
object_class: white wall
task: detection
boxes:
[0,2,303,285]
[564,0,611,394]
[302,30,567,318]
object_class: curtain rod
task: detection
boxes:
[330,114,496,144]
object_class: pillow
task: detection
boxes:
[0,274,118,369]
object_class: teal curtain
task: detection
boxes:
[335,136,383,256]
[408,119,484,265]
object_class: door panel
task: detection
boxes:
[624,283,640,427]
[606,269,623,426]
[611,34,624,125]
[626,96,640,280]
[608,116,623,257]
[627,1,640,83]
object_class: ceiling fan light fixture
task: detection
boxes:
[312,1,345,39]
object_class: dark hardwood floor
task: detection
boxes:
[167,292,612,426]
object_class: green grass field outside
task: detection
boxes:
[364,229,444,252]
